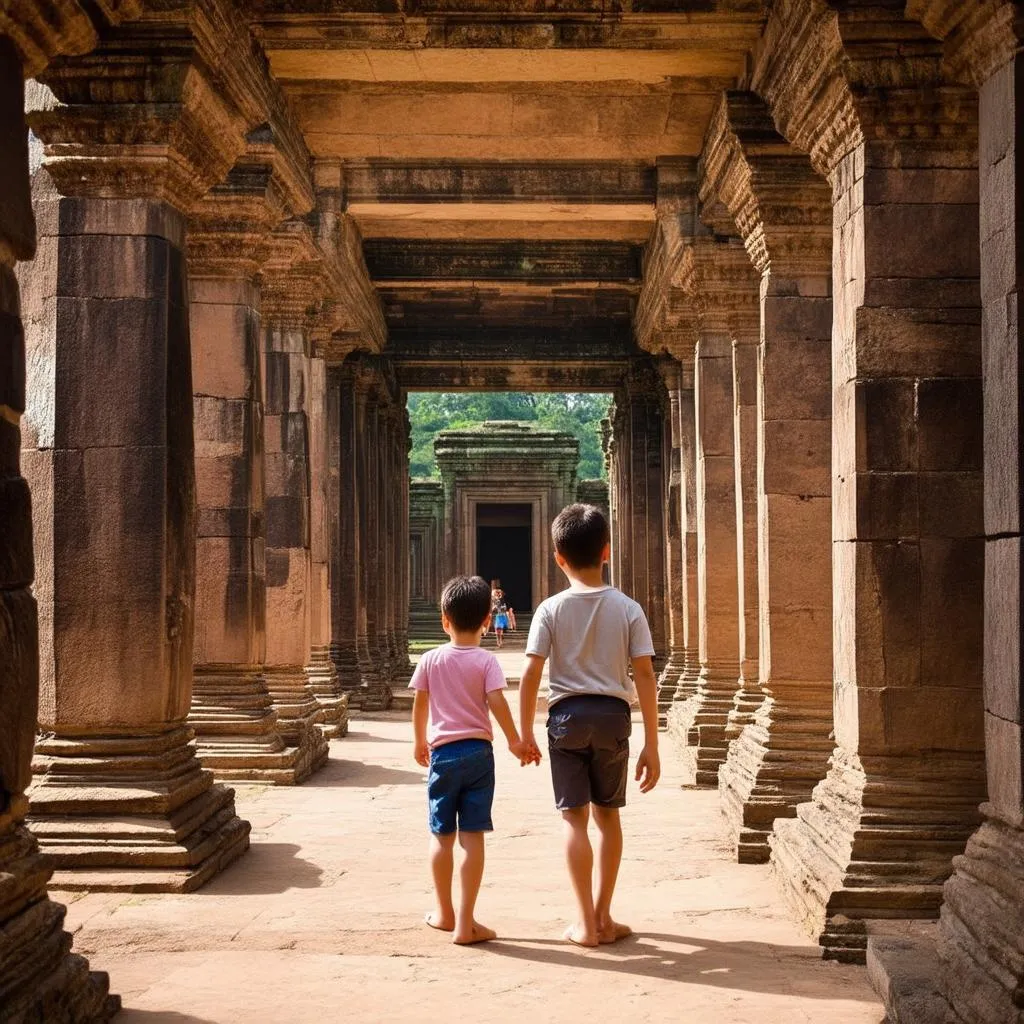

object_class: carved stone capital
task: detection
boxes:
[700,91,832,278]
[676,237,760,337]
[908,0,1024,85]
[188,165,293,279]
[752,0,975,177]
[1,0,142,78]
[27,56,248,210]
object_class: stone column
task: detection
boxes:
[394,406,413,680]
[0,27,118,1017]
[755,64,986,958]
[186,177,321,784]
[329,363,364,701]
[658,359,688,707]
[901,10,1024,1022]
[261,281,328,777]
[21,134,250,890]
[674,323,742,786]
[305,351,348,738]
[673,375,702,702]
[354,370,390,709]
[701,94,837,864]
[726,332,761,740]
[625,367,669,672]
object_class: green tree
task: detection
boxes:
[407,392,612,479]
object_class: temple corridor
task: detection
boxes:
[60,694,882,1024]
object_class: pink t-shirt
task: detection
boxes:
[409,643,507,749]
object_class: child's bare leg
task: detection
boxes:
[453,831,495,944]
[561,806,599,946]
[426,832,457,931]
[592,805,631,943]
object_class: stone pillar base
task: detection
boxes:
[0,822,121,1021]
[305,646,349,739]
[657,652,687,727]
[724,685,763,742]
[669,666,740,787]
[769,749,986,963]
[718,690,833,863]
[189,668,320,785]
[263,666,329,775]
[936,815,1024,1024]
[671,657,701,703]
[866,928,959,1024]
[27,727,250,893]
[330,641,364,703]
[391,631,413,683]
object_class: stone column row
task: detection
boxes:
[185,163,338,788]
[330,354,407,710]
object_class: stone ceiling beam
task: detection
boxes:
[342,159,657,203]
[364,238,643,281]
[252,7,766,61]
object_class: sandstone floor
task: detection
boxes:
[58,696,884,1024]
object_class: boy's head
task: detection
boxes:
[440,574,493,634]
[551,503,611,571]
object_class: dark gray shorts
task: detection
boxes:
[547,695,632,810]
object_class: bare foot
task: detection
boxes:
[424,911,454,932]
[563,924,599,948]
[598,920,633,944]
[454,921,497,945]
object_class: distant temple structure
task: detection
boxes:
[408,422,608,637]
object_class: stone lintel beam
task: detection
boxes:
[751,0,972,179]
[699,90,832,278]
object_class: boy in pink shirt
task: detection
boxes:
[410,574,535,944]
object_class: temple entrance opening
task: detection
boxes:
[476,503,532,613]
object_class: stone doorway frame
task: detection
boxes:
[456,487,550,612]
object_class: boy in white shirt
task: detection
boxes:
[518,503,661,947]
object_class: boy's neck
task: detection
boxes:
[563,564,607,589]
[446,628,483,647]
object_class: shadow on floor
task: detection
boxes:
[340,730,406,744]
[118,1013,220,1023]
[305,758,424,788]
[196,843,325,896]
[481,932,876,1002]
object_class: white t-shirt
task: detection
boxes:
[526,585,655,707]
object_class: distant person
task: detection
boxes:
[492,588,512,648]
[409,575,539,945]
[518,503,660,948]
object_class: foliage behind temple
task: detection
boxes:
[407,393,612,480]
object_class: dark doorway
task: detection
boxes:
[476,503,532,613]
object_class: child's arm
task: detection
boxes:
[412,690,430,767]
[631,655,661,793]
[518,654,546,762]
[485,690,531,763]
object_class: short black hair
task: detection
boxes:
[551,503,610,569]
[440,574,493,631]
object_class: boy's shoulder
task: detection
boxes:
[541,585,640,613]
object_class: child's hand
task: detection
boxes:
[413,741,430,768]
[635,745,660,793]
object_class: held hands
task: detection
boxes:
[635,745,661,793]
[509,736,542,767]
[413,740,430,768]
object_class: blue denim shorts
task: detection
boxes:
[427,739,495,835]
